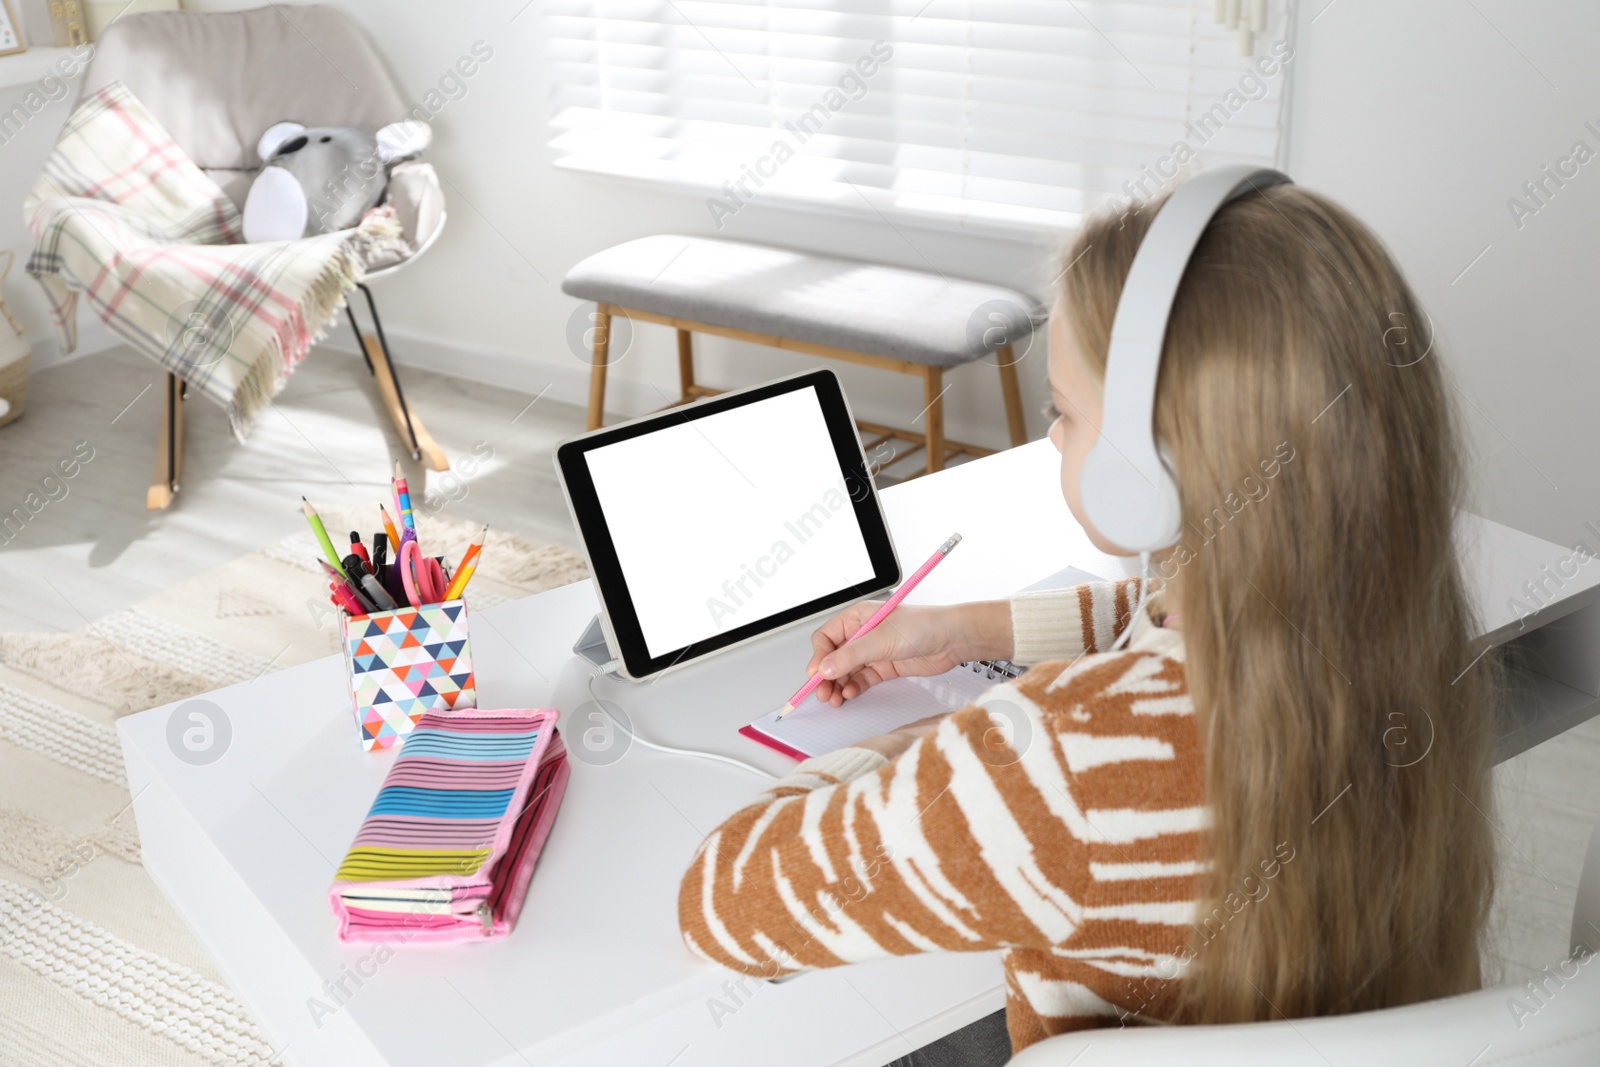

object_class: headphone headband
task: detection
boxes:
[1078,165,1292,554]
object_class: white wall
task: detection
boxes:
[6,0,1596,547]
[1287,0,1600,547]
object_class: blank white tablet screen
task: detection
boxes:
[583,386,877,658]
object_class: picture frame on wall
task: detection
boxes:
[0,0,26,56]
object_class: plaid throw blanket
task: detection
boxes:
[24,82,399,438]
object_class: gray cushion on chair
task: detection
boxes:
[561,235,1044,368]
[78,6,410,207]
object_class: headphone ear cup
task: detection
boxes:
[1073,165,1290,557]
[1079,441,1182,553]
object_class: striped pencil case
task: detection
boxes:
[328,708,570,943]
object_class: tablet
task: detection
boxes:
[555,369,900,680]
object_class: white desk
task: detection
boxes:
[117,440,1600,1067]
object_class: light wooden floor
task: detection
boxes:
[0,343,1595,989]
[0,343,589,633]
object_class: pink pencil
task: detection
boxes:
[777,533,962,719]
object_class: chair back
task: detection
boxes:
[1006,961,1600,1066]
[1012,809,1600,1065]
[77,5,408,207]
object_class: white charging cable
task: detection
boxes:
[1109,551,1156,653]
[583,663,777,779]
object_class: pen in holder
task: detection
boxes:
[342,600,476,751]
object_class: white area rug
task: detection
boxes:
[0,512,587,1066]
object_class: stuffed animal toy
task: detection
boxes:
[242,120,431,243]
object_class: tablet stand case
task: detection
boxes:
[572,613,614,670]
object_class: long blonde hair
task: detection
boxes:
[1060,184,1496,1022]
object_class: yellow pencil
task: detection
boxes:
[442,526,486,601]
[379,504,401,552]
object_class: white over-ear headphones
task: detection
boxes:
[1079,164,1293,554]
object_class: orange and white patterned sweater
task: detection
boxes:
[678,580,1208,1053]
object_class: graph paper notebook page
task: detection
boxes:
[739,565,1104,760]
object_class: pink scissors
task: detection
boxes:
[399,539,447,607]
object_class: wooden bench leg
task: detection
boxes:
[996,344,1027,448]
[146,372,184,510]
[586,303,611,431]
[923,366,946,474]
[677,329,695,404]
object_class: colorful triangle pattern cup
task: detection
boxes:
[341,600,476,750]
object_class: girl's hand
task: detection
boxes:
[854,714,947,760]
[804,600,1013,707]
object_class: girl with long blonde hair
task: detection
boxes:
[679,177,1496,1061]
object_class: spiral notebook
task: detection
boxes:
[738,565,1103,761]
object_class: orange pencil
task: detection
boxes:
[379,504,401,552]
[442,526,486,601]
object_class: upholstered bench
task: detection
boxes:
[562,235,1044,475]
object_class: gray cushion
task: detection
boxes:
[562,235,1044,368]
[385,162,444,254]
[354,162,444,272]
[78,6,408,208]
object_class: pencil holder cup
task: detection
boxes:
[341,600,476,751]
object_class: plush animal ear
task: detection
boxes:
[257,121,307,163]
[375,120,431,164]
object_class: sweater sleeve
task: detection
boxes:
[677,678,1101,976]
[1009,578,1143,665]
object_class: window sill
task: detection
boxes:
[554,158,1077,250]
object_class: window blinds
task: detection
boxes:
[545,1,1294,234]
